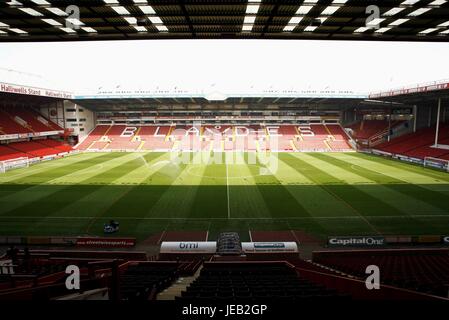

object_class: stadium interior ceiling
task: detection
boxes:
[73,96,368,111]
[0,0,449,42]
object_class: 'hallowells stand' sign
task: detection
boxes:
[0,82,73,99]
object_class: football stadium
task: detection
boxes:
[1,0,449,309]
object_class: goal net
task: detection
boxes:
[0,157,29,173]
[423,157,449,172]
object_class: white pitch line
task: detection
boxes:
[2,215,449,220]
[286,220,301,244]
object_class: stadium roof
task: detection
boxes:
[73,96,366,111]
[369,79,449,103]
[0,0,449,42]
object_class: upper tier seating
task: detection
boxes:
[0,107,62,135]
[374,123,449,160]
[0,110,32,134]
[12,108,60,132]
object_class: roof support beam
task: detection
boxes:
[178,0,196,37]
[262,3,280,36]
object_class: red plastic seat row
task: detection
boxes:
[76,124,352,152]
[375,123,449,159]
[0,140,73,161]
[0,108,63,134]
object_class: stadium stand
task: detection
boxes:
[1,247,448,301]
[106,125,140,150]
[75,124,353,152]
[0,144,28,161]
[76,125,111,150]
[38,139,73,153]
[0,139,73,161]
[120,262,179,301]
[176,262,348,301]
[5,140,73,159]
[0,107,63,134]
[313,248,449,297]
[374,123,449,160]
[139,126,174,151]
[8,141,60,158]
[348,120,402,140]
[11,108,63,132]
[0,109,32,134]
[0,107,70,163]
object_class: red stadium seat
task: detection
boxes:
[74,124,352,152]
[375,123,449,160]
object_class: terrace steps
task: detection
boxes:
[156,265,203,300]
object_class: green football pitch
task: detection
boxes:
[1,151,449,242]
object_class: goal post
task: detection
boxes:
[423,157,449,172]
[0,157,30,173]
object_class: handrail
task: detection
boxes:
[369,78,449,95]
[295,266,449,301]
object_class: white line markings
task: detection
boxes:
[2,214,449,220]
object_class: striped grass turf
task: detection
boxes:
[0,151,449,242]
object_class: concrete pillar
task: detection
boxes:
[434,98,441,146]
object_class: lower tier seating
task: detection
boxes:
[76,124,353,152]
[1,249,446,301]
[313,249,449,297]
[177,262,348,301]
[0,139,73,161]
[374,123,449,160]
[0,144,28,161]
[120,263,178,301]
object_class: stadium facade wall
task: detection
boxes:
[61,100,95,138]
[415,102,449,131]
